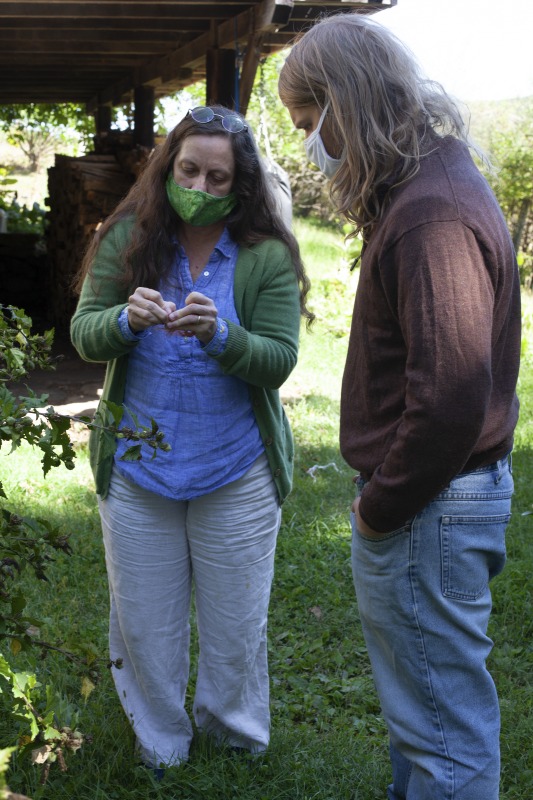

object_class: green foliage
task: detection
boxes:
[246,53,302,161]
[517,250,533,291]
[246,53,337,224]
[0,104,93,140]
[0,104,95,171]
[0,166,17,193]
[479,97,533,257]
[0,198,46,235]
[0,655,83,783]
[0,164,46,234]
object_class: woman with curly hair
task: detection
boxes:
[72,106,312,775]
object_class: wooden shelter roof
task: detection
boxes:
[0,0,396,112]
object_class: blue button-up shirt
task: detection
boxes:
[114,229,264,499]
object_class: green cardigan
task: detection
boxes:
[70,218,301,503]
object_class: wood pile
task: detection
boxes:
[46,146,150,332]
[0,234,47,322]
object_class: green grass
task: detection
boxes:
[1,218,532,799]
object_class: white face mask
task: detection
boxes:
[303,102,343,179]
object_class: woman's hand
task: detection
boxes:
[166,291,218,344]
[127,287,176,332]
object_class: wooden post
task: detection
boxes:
[238,34,264,117]
[206,48,237,109]
[133,85,155,149]
[94,104,112,136]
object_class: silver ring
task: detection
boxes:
[197,315,201,324]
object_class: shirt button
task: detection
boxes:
[274,468,281,477]
[265,437,273,446]
[203,270,209,276]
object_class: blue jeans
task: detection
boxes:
[351,456,513,800]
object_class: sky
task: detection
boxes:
[375,0,533,102]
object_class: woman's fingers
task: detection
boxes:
[127,288,176,331]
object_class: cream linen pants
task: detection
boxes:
[98,453,281,768]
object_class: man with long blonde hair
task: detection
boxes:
[279,13,520,800]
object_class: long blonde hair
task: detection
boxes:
[279,13,478,238]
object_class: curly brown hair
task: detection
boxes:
[76,105,313,324]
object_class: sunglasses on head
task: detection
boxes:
[189,106,248,133]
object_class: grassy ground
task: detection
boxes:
[1,218,532,799]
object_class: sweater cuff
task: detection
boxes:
[118,307,150,341]
[202,316,229,356]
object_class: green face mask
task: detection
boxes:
[166,174,237,227]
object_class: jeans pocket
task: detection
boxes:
[440,513,510,600]
[351,511,412,544]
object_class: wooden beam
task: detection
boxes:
[0,38,179,55]
[84,0,284,113]
[0,3,252,21]
[0,29,190,46]
[0,1,396,109]
[142,0,280,91]
[0,17,204,31]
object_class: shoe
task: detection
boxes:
[140,762,166,782]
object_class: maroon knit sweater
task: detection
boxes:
[340,135,521,533]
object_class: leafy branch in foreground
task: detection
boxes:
[0,656,83,786]
[1,745,31,800]
[0,304,169,784]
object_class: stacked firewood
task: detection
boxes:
[46,147,150,332]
